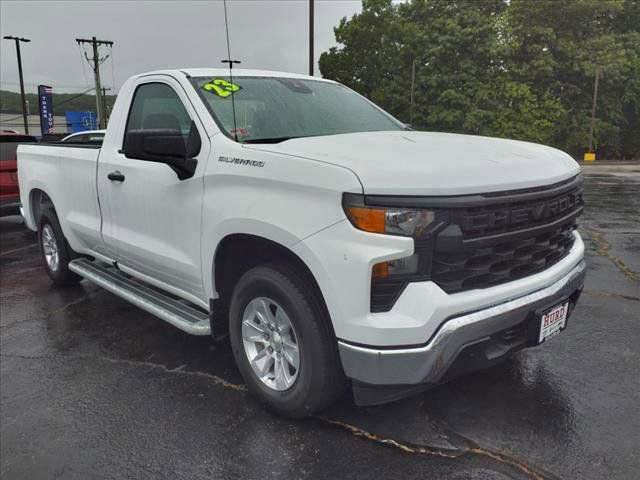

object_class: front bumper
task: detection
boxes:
[338,259,586,393]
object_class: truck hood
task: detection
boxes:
[245,131,580,195]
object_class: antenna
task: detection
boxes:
[222,0,241,141]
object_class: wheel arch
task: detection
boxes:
[211,233,336,340]
[28,188,55,226]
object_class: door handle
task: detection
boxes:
[107,171,125,182]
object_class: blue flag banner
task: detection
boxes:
[38,85,54,134]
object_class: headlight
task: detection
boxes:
[384,209,435,237]
[342,194,438,312]
[342,195,435,238]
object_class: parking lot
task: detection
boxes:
[1,163,638,480]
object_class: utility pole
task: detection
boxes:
[410,59,416,125]
[76,36,113,129]
[587,67,600,153]
[3,36,31,134]
[309,0,314,76]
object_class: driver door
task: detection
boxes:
[97,77,210,304]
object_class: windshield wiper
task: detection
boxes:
[242,136,300,144]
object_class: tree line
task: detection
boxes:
[0,90,117,117]
[319,0,639,159]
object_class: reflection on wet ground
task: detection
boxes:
[1,165,639,480]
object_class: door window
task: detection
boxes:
[124,83,193,143]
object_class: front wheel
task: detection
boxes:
[228,263,344,418]
[38,210,80,286]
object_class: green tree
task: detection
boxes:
[319,0,403,99]
[319,0,640,159]
[506,0,640,157]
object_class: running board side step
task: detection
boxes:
[69,258,210,336]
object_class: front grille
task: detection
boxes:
[368,176,583,311]
[431,177,583,293]
[431,221,576,293]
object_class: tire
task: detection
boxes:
[38,210,81,286]
[229,263,345,418]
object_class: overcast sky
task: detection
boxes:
[0,0,361,94]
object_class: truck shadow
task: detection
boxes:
[323,354,574,454]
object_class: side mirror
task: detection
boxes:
[123,121,201,179]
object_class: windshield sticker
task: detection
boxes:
[276,78,312,94]
[203,78,241,98]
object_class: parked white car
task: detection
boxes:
[18,69,585,417]
[60,129,106,144]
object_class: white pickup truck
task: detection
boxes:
[18,69,586,417]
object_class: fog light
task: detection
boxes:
[372,254,420,279]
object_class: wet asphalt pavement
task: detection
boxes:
[1,164,639,480]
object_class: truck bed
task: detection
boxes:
[18,143,103,253]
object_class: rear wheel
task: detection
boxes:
[38,210,80,286]
[228,263,344,418]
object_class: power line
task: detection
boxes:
[54,87,97,107]
[110,44,117,92]
[78,43,91,89]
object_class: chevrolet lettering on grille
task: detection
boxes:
[461,190,583,235]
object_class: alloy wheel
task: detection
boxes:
[42,224,60,272]
[241,297,300,391]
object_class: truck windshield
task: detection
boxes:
[191,76,404,143]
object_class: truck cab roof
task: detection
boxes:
[135,68,335,83]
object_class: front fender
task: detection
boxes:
[200,141,363,301]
